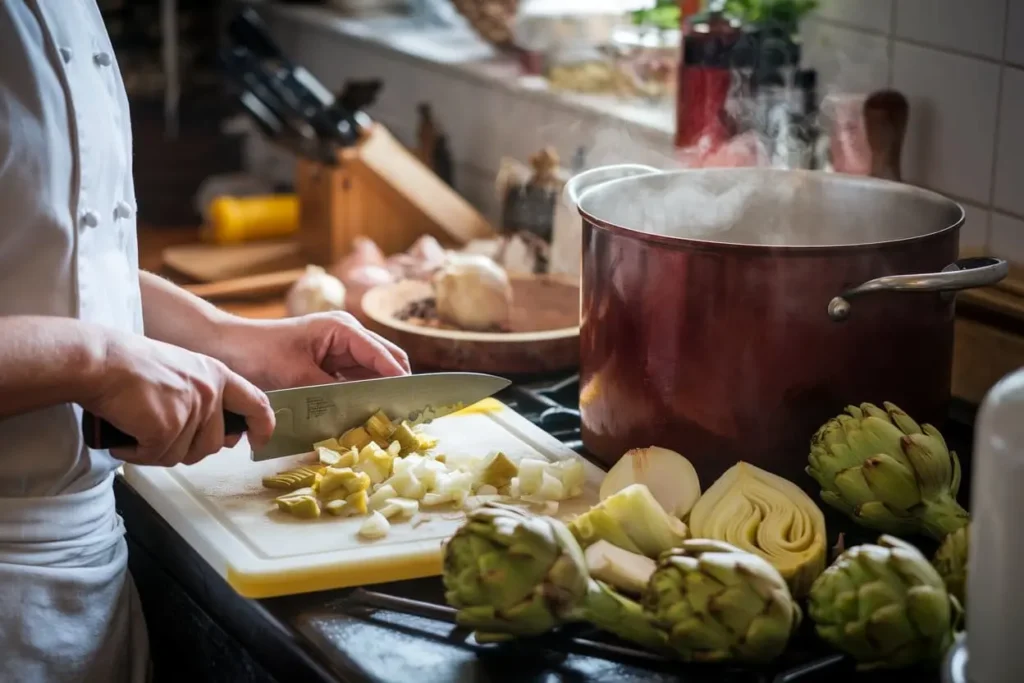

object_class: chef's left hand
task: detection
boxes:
[224,312,411,390]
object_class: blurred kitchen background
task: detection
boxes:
[105,0,1023,258]
[99,0,1024,403]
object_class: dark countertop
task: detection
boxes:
[115,377,979,683]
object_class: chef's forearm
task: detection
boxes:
[0,316,107,418]
[138,271,241,358]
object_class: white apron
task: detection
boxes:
[0,1,150,680]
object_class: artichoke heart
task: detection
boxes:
[809,535,959,669]
[262,466,322,491]
[339,426,373,451]
[807,401,968,541]
[365,410,396,447]
[568,483,688,558]
[688,462,826,598]
[644,539,801,663]
[933,524,968,606]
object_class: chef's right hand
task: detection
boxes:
[81,331,276,466]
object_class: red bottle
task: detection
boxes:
[674,9,742,151]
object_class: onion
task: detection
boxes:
[599,446,701,520]
[285,265,346,317]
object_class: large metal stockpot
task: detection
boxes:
[567,165,1008,486]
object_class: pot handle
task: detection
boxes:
[828,256,1009,322]
[564,164,661,208]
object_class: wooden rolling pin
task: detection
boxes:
[184,268,306,301]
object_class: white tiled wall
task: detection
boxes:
[803,0,1024,259]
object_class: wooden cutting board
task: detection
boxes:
[122,399,604,599]
[162,241,305,282]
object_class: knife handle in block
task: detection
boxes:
[81,411,249,450]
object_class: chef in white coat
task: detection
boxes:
[0,2,411,681]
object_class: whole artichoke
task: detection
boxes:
[807,401,968,540]
[442,502,668,652]
[933,524,968,607]
[808,535,960,669]
[643,539,801,663]
[442,503,590,641]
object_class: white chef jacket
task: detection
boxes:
[0,1,150,680]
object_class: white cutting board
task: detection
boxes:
[123,399,604,599]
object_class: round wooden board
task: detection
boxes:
[362,273,580,374]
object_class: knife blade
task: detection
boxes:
[252,372,511,461]
[80,373,511,458]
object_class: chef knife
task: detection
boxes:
[80,373,511,460]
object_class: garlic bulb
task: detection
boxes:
[286,265,347,317]
[432,254,513,331]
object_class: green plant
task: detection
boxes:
[720,0,818,34]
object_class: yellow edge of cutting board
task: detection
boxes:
[225,552,443,599]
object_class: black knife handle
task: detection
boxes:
[81,411,249,450]
[229,8,288,64]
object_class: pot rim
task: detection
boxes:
[576,169,967,254]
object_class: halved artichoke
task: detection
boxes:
[688,462,827,597]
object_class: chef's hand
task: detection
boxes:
[223,312,411,390]
[81,331,276,466]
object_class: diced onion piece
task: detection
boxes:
[599,446,702,519]
[414,458,448,489]
[551,458,586,498]
[380,498,419,519]
[324,499,348,516]
[358,511,390,539]
[537,471,565,500]
[508,478,521,499]
[476,484,499,496]
[387,440,402,457]
[369,485,398,510]
[422,492,450,507]
[389,470,426,500]
[393,454,424,476]
[518,459,547,494]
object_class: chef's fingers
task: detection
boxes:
[224,434,243,449]
[329,314,408,377]
[151,397,202,467]
[184,399,225,466]
[364,327,411,373]
[222,372,275,450]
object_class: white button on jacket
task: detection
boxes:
[0,1,150,680]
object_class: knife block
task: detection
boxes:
[295,122,496,265]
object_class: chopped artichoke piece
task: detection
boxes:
[387,440,402,458]
[391,421,420,454]
[569,483,689,558]
[314,437,343,453]
[319,467,371,498]
[584,540,656,595]
[275,489,321,519]
[339,426,373,451]
[317,446,344,467]
[480,451,518,489]
[262,466,321,491]
[354,442,396,485]
[433,453,446,464]
[359,511,390,539]
[346,490,369,516]
[365,410,396,446]
[336,448,358,468]
[417,433,439,451]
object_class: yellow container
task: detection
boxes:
[204,194,299,245]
